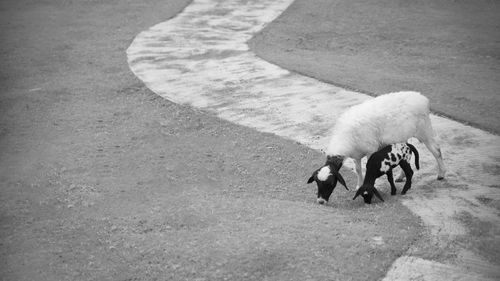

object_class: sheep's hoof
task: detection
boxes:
[401,191,407,195]
[391,192,396,196]
[437,176,444,180]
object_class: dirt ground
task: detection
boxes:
[249,0,500,134]
[0,0,425,280]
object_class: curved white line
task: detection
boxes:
[126,0,370,151]
[127,0,500,279]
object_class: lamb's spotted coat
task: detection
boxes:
[353,142,420,204]
[379,143,413,173]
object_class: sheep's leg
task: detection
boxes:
[399,160,414,194]
[422,138,446,180]
[353,158,363,190]
[386,170,397,195]
[418,117,446,180]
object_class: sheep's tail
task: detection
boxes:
[407,143,420,170]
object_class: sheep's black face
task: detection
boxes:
[307,165,347,204]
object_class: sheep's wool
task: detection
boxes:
[326,91,429,158]
[317,166,331,181]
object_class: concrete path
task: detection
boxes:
[127,0,500,279]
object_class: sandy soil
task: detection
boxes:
[0,0,424,280]
[249,0,500,134]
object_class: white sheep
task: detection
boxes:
[307,91,445,204]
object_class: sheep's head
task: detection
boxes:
[307,164,348,204]
[353,184,384,204]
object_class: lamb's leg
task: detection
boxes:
[354,158,363,190]
[399,160,414,195]
[386,169,397,195]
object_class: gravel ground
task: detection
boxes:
[0,1,424,280]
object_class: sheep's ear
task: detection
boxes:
[307,170,318,184]
[307,175,315,184]
[372,187,384,202]
[331,169,348,190]
[353,187,364,200]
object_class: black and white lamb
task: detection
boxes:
[353,142,420,204]
[307,91,445,204]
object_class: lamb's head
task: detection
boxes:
[353,184,384,204]
[307,163,348,204]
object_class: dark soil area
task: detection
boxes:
[0,0,423,280]
[249,0,500,134]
